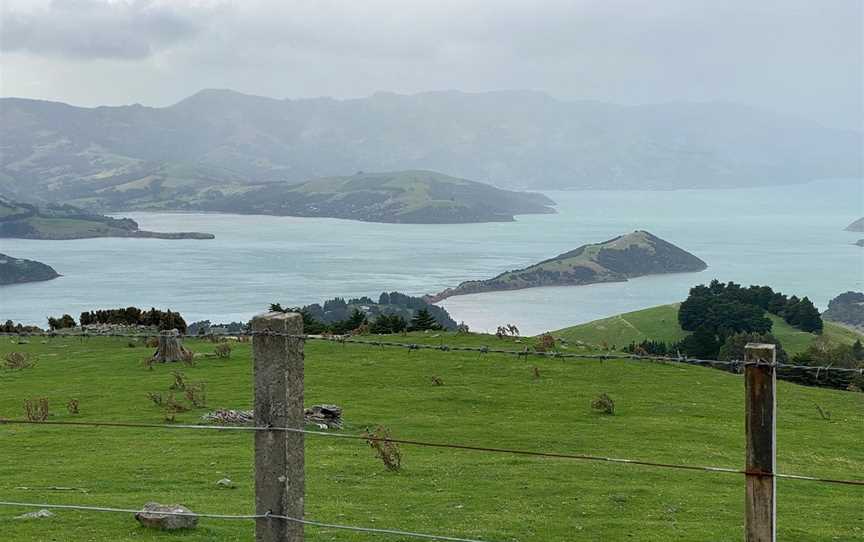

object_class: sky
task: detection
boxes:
[0,0,862,130]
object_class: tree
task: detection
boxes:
[718,332,789,364]
[409,308,440,331]
[852,339,864,361]
[270,303,285,312]
[676,326,722,358]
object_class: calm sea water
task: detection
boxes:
[1,178,861,335]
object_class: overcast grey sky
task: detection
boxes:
[1,0,861,130]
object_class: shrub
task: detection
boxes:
[165,393,189,413]
[214,342,232,359]
[534,333,556,352]
[66,398,80,415]
[169,371,188,391]
[4,352,37,370]
[24,398,49,421]
[363,425,402,472]
[180,349,196,366]
[185,383,207,408]
[591,393,615,415]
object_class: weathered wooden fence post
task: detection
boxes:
[744,343,777,542]
[252,312,304,542]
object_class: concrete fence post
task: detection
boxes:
[744,343,777,542]
[251,312,304,542]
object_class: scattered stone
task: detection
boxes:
[202,404,343,429]
[134,502,198,531]
[15,509,54,519]
[216,478,234,489]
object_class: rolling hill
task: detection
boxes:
[551,303,863,355]
[0,253,60,285]
[1,89,860,206]
[127,170,556,224]
[0,198,214,240]
[428,231,707,301]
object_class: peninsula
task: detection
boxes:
[0,199,214,240]
[426,231,707,302]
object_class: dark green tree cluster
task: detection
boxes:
[408,308,441,331]
[77,307,187,332]
[717,332,789,364]
[47,314,76,330]
[1,320,42,333]
[624,339,674,356]
[270,303,440,335]
[676,280,824,357]
[681,280,822,334]
[370,313,408,334]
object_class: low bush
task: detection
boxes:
[24,398,49,421]
[214,342,232,359]
[591,393,615,415]
[363,425,402,472]
[4,352,37,370]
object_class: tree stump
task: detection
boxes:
[151,330,192,363]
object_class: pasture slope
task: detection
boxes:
[0,330,861,541]
[551,303,862,354]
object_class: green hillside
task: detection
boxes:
[552,304,863,354]
[0,333,861,541]
[0,198,214,240]
[428,231,706,302]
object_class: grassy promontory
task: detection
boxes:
[551,303,862,354]
[0,330,861,541]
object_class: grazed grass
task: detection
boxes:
[553,304,862,355]
[0,333,861,541]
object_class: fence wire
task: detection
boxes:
[0,501,490,542]
[2,419,862,486]
[3,330,861,375]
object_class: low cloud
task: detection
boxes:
[1,0,210,59]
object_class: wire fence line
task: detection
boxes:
[2,419,862,487]
[3,330,861,375]
[0,501,490,542]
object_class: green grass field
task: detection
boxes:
[0,332,862,541]
[552,304,862,355]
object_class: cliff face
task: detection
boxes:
[427,231,707,302]
[823,291,864,329]
[0,253,60,285]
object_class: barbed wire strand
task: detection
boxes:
[3,330,860,375]
[2,419,861,486]
[0,502,489,542]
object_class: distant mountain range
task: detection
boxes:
[1,90,860,207]
[427,231,707,301]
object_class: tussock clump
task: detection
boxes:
[185,383,207,408]
[4,352,37,370]
[214,343,231,359]
[363,425,402,472]
[591,393,615,415]
[24,398,49,421]
[534,333,556,353]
